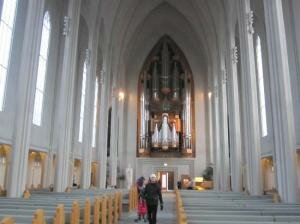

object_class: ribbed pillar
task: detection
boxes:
[219,69,230,191]
[97,71,109,188]
[263,0,299,202]
[212,82,221,191]
[109,96,118,187]
[238,0,262,195]
[8,0,45,197]
[226,42,242,192]
[81,48,94,189]
[54,0,81,192]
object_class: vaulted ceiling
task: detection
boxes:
[100,0,228,87]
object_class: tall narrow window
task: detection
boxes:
[255,36,268,137]
[33,12,51,126]
[0,0,18,111]
[78,60,87,142]
[92,77,99,147]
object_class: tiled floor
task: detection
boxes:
[119,192,176,224]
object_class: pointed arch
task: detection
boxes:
[137,35,195,157]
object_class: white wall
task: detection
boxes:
[290,0,300,148]
[251,0,274,156]
[282,0,300,149]
[30,0,63,151]
[0,0,28,144]
[136,158,195,184]
[297,152,300,191]
[72,15,89,159]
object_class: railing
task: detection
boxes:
[128,186,138,212]
[0,217,15,224]
[175,189,187,224]
[0,191,123,224]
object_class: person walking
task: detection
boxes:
[144,174,163,224]
[135,176,147,222]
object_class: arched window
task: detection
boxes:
[0,0,18,111]
[92,77,99,147]
[78,60,87,142]
[33,12,51,126]
[255,35,268,137]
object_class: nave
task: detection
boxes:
[1,188,300,223]
[120,192,176,224]
[1,3,300,224]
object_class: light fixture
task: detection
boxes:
[208,92,212,99]
[164,163,168,167]
[194,177,204,183]
[118,91,125,101]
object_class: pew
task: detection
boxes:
[0,189,124,224]
[178,190,300,224]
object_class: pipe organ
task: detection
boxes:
[138,36,194,157]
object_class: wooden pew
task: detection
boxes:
[32,209,45,224]
[0,217,14,224]
[178,190,300,224]
[0,189,124,224]
[70,201,80,224]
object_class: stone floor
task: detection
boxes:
[119,192,176,224]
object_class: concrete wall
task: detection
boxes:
[136,158,195,186]
[290,0,300,148]
[0,0,28,144]
[30,0,63,151]
[251,0,274,156]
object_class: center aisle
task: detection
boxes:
[120,192,177,224]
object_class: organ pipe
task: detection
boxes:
[152,60,160,101]
[139,73,147,149]
[161,42,170,94]
[172,61,180,101]
[183,73,192,149]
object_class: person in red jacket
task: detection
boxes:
[144,174,163,224]
[135,176,147,222]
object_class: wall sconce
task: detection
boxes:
[164,163,168,167]
[208,92,212,99]
[0,156,6,165]
[118,91,125,101]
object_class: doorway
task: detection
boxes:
[157,171,174,191]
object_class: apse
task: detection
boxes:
[137,36,195,158]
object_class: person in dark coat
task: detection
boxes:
[144,174,163,224]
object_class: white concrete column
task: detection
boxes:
[212,83,221,191]
[117,95,125,179]
[109,96,118,187]
[97,70,109,188]
[219,69,230,191]
[81,49,94,189]
[41,154,48,188]
[81,25,101,188]
[238,0,262,195]
[207,93,214,165]
[8,0,45,197]
[44,150,54,187]
[54,0,81,192]
[226,43,242,192]
[263,0,299,202]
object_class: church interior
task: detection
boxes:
[0,0,300,223]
